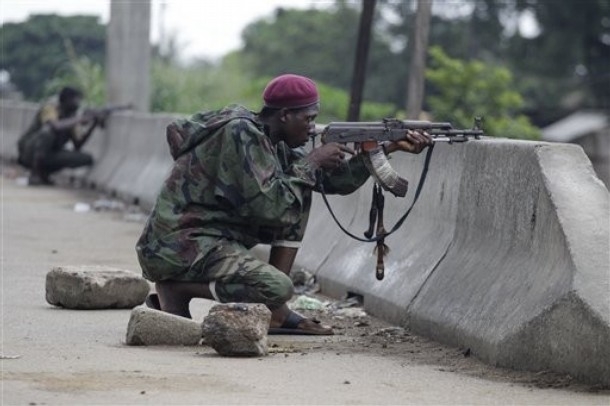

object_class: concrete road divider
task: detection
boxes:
[128,113,178,209]
[298,140,609,386]
[86,112,137,192]
[0,100,38,161]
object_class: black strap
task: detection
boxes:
[318,144,435,243]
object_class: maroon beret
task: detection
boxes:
[263,74,319,109]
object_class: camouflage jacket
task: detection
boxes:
[17,99,78,158]
[136,104,370,280]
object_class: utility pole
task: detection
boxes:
[406,0,433,119]
[347,0,376,121]
[106,0,151,112]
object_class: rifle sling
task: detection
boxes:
[318,143,435,243]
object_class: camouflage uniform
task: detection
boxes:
[17,100,92,171]
[136,105,369,309]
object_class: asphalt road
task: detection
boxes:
[1,170,608,405]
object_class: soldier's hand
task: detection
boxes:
[387,130,433,154]
[306,142,354,170]
[80,111,98,124]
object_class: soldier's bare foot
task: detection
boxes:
[28,173,54,186]
[155,282,193,318]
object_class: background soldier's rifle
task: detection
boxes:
[84,103,133,128]
[316,117,484,280]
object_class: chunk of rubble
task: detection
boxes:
[125,305,203,346]
[45,265,150,309]
[202,303,271,357]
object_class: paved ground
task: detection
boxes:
[1,166,609,405]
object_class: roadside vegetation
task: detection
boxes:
[1,0,607,138]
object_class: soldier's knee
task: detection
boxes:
[259,271,293,310]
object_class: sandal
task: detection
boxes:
[268,311,334,335]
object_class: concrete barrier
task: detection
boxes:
[2,101,608,384]
[297,140,609,386]
[86,112,136,192]
[88,111,178,206]
[128,113,177,208]
[0,100,38,161]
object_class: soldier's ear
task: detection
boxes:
[279,108,289,123]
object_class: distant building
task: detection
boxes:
[0,80,23,101]
[542,110,609,190]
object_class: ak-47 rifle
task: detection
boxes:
[316,117,484,280]
[84,103,133,128]
[320,117,484,197]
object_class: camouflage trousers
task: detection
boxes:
[141,191,312,310]
[173,238,294,310]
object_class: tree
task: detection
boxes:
[507,0,610,124]
[380,0,609,125]
[44,39,106,106]
[426,46,540,139]
[0,14,106,101]
[239,3,405,106]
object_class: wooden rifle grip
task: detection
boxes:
[362,140,378,152]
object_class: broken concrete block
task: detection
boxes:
[45,265,150,309]
[125,305,203,346]
[202,303,271,357]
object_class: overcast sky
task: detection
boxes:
[0,0,333,60]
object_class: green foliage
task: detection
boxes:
[239,4,406,107]
[44,40,105,106]
[241,5,360,89]
[425,46,540,140]
[149,56,258,114]
[2,2,606,128]
[507,0,610,120]
[149,56,396,123]
[0,14,105,101]
[239,76,396,123]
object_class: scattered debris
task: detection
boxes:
[15,177,29,186]
[126,305,203,346]
[73,202,91,213]
[332,307,367,319]
[92,198,126,211]
[290,268,320,294]
[0,354,22,360]
[373,327,406,337]
[123,212,149,223]
[46,265,149,309]
[202,303,271,357]
[290,295,327,310]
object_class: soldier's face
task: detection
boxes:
[62,96,82,115]
[282,104,319,148]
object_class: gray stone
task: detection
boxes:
[45,266,150,309]
[202,303,271,357]
[125,305,203,346]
